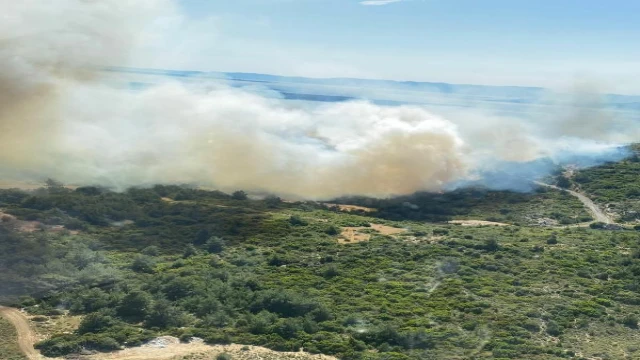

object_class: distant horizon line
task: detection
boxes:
[104,66,640,99]
[104,66,547,90]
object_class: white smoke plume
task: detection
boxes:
[0,0,636,199]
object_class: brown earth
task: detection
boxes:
[0,182,43,190]
[324,203,376,213]
[339,223,407,244]
[0,210,77,234]
[448,220,510,227]
[80,338,337,360]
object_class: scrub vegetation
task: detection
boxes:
[1,147,640,360]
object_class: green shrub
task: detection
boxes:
[77,312,118,334]
[131,255,156,273]
[141,246,160,256]
[433,228,449,236]
[289,215,308,226]
[232,191,248,200]
[325,225,339,235]
[206,237,226,254]
[546,321,562,336]
[622,314,639,328]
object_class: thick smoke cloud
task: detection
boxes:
[0,0,636,199]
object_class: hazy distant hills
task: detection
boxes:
[105,67,640,116]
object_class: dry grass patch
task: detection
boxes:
[82,337,337,360]
[324,203,376,213]
[448,220,510,227]
[30,313,82,342]
[338,223,407,244]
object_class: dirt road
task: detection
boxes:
[0,306,44,360]
[534,181,613,224]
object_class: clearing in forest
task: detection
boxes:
[324,203,376,213]
[339,223,407,244]
[448,220,510,227]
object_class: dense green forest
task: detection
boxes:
[1,153,640,359]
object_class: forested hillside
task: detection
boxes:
[1,171,640,360]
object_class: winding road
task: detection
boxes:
[0,306,43,360]
[534,181,613,224]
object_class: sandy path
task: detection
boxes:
[448,220,510,227]
[339,223,407,244]
[0,306,45,360]
[84,340,337,360]
[534,181,613,224]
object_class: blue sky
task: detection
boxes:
[165,0,640,93]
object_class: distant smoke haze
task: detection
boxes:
[0,0,637,199]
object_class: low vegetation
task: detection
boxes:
[0,317,26,360]
[1,148,639,360]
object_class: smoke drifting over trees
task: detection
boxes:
[0,0,637,199]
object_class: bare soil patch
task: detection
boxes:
[80,337,337,360]
[324,203,376,213]
[339,227,371,244]
[0,182,43,190]
[0,210,77,234]
[449,220,510,227]
[160,197,197,205]
[370,223,407,235]
[339,223,407,244]
[0,210,41,233]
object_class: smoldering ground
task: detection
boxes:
[0,0,637,199]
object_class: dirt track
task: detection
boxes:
[0,306,44,360]
[448,220,510,227]
[0,307,334,360]
[534,181,613,224]
[82,339,337,360]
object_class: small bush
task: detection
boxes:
[131,255,156,273]
[322,265,340,279]
[622,314,639,328]
[433,228,449,236]
[484,239,499,252]
[546,321,562,336]
[231,191,248,200]
[325,225,339,235]
[289,215,308,226]
[206,237,225,254]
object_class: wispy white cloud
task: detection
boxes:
[360,0,403,6]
